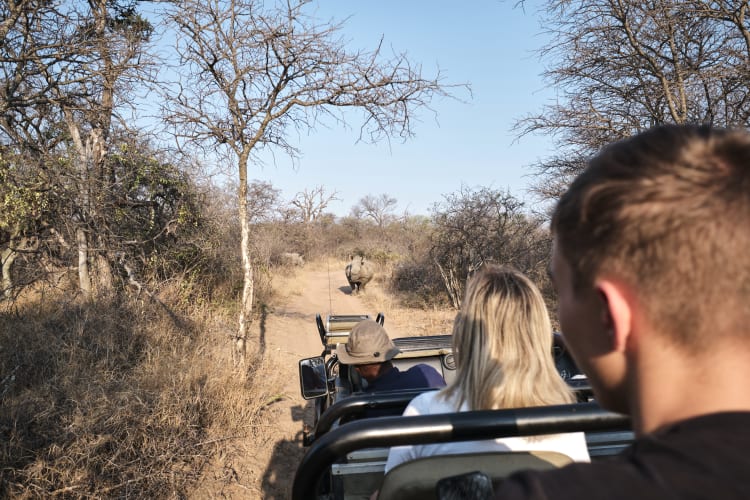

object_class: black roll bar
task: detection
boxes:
[311,388,437,441]
[315,314,326,344]
[312,380,594,442]
[292,402,630,500]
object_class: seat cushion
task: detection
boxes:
[378,450,572,500]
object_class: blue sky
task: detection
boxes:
[249,0,556,217]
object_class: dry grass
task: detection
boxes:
[185,344,288,499]
[0,294,282,499]
[269,266,305,302]
[0,257,453,499]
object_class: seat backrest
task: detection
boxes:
[377,450,572,500]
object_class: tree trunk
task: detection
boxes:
[65,112,94,299]
[95,252,114,296]
[61,0,115,300]
[236,150,254,365]
[1,247,17,300]
[435,258,461,310]
[91,0,115,298]
[76,227,92,299]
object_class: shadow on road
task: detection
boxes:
[261,403,315,499]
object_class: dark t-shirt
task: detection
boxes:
[357,364,446,419]
[493,412,750,500]
[366,363,446,392]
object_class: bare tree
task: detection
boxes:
[517,0,750,201]
[351,193,398,228]
[290,185,339,223]
[163,0,459,364]
[430,186,545,309]
[222,179,284,223]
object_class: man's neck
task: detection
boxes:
[632,338,750,435]
[364,361,394,383]
[374,361,394,380]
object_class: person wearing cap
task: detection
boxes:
[336,319,446,392]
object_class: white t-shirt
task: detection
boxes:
[384,390,591,473]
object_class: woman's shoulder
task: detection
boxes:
[404,389,439,413]
[405,388,459,415]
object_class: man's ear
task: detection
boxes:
[595,279,633,353]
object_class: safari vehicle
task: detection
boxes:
[296,313,634,500]
[300,313,457,439]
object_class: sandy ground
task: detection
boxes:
[191,258,455,499]
[254,260,370,499]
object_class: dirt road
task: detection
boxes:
[255,260,369,498]
[195,258,454,499]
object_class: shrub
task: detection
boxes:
[0,298,215,497]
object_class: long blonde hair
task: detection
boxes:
[442,264,574,410]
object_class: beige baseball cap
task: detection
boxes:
[335,319,401,365]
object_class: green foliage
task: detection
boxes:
[2,130,223,300]
[0,156,51,238]
[107,138,201,241]
[107,7,153,41]
[82,133,210,295]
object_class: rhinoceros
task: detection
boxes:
[345,255,374,295]
[279,252,305,267]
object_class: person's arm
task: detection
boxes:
[565,432,591,463]
[375,396,430,499]
[383,399,424,473]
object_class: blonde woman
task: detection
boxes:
[384,264,590,473]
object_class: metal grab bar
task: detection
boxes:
[312,388,438,440]
[311,379,594,442]
[292,402,631,500]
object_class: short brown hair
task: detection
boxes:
[552,124,750,349]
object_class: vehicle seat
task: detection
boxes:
[377,450,572,500]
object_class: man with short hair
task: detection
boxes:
[336,319,446,392]
[493,124,750,499]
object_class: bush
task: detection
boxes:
[390,258,450,308]
[429,186,551,309]
[0,298,217,498]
